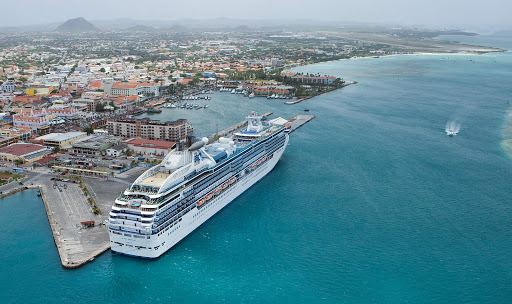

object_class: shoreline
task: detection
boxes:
[284,48,507,73]
[282,49,507,105]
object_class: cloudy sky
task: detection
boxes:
[2,0,511,28]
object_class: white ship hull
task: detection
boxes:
[110,135,288,258]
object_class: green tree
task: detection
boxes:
[83,126,94,135]
[95,102,105,112]
[99,68,106,73]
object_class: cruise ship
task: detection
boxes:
[108,113,289,258]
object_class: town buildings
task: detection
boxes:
[1,81,15,92]
[13,109,53,132]
[25,86,54,96]
[0,126,32,148]
[107,82,160,97]
[289,75,337,85]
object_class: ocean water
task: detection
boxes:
[2,40,512,303]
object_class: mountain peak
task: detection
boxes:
[56,17,99,32]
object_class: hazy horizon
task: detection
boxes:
[2,0,511,30]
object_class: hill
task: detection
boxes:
[125,25,157,32]
[56,17,99,32]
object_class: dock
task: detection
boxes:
[286,115,315,133]
[208,120,248,143]
[209,113,314,141]
[285,97,311,105]
[2,170,132,269]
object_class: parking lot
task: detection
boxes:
[51,182,95,220]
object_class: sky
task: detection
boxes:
[1,0,511,28]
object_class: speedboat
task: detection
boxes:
[446,130,456,136]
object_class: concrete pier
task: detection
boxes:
[12,173,131,269]
[208,121,248,143]
[287,115,315,133]
[35,180,110,268]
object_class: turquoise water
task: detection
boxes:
[2,43,512,303]
[438,34,512,51]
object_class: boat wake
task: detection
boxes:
[445,120,461,136]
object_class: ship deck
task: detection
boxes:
[138,172,170,187]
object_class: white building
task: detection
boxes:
[106,143,127,157]
[107,82,160,97]
[110,83,139,97]
[135,82,160,97]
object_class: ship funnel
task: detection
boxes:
[189,140,205,151]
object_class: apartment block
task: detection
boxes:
[107,118,193,142]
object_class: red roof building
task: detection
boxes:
[126,139,175,156]
[0,143,49,163]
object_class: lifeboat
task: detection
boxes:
[262,156,267,162]
[221,182,229,189]
[197,198,205,206]
[214,187,222,195]
[251,163,257,169]
[229,177,236,184]
[205,193,213,200]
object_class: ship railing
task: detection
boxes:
[109,227,151,236]
[131,184,160,194]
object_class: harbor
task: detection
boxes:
[0,112,314,268]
